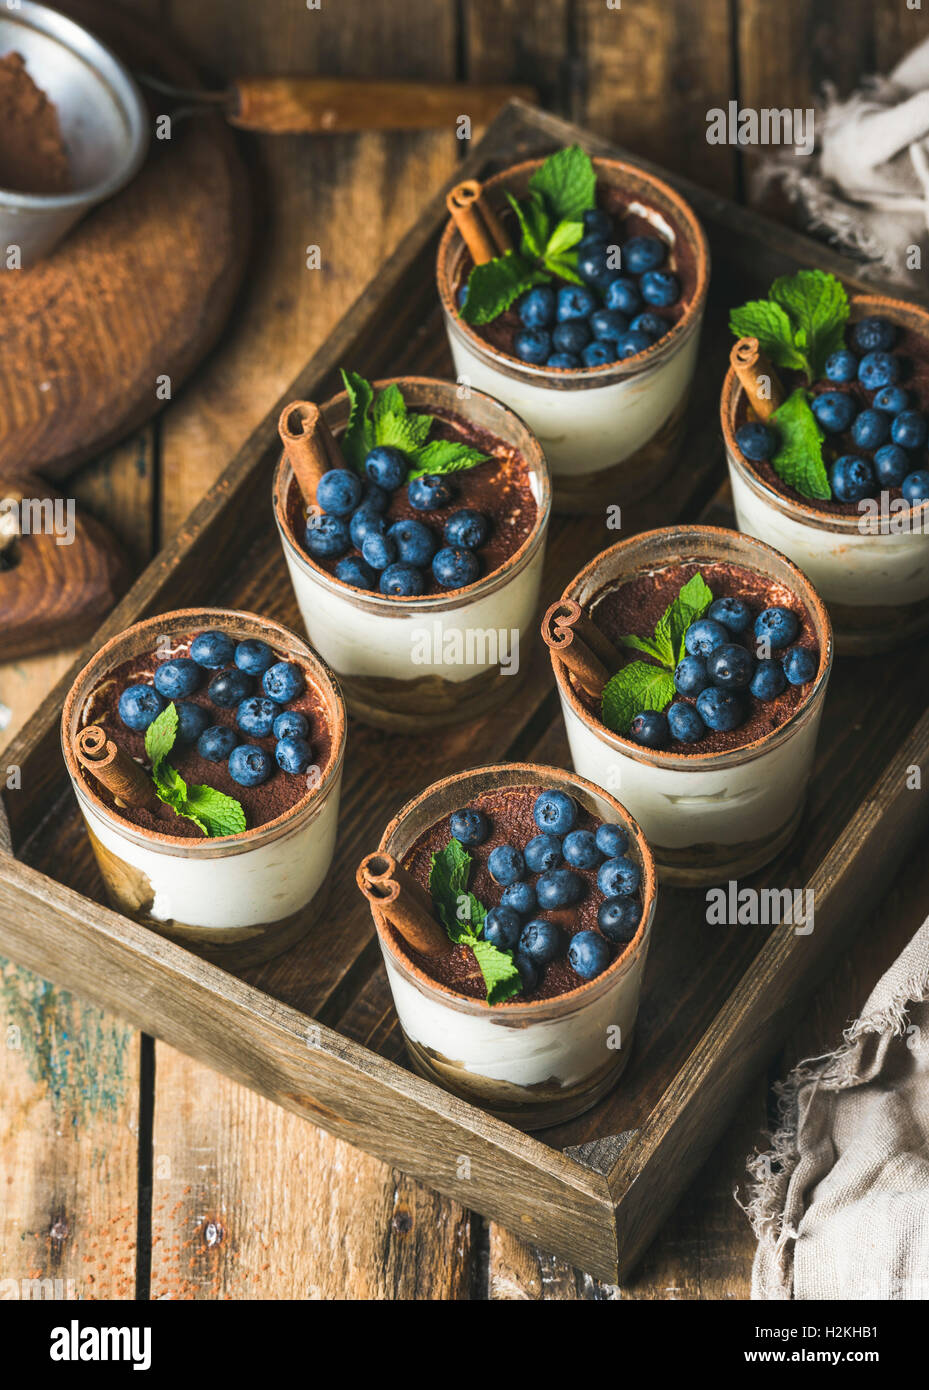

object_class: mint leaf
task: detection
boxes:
[339,369,376,470]
[656,571,715,666]
[184,784,248,838]
[506,190,549,259]
[430,838,474,943]
[729,299,808,376]
[152,758,187,809]
[377,406,433,453]
[545,219,584,258]
[529,145,596,222]
[144,702,246,838]
[601,662,676,737]
[372,383,407,431]
[145,701,178,777]
[541,252,584,286]
[408,438,489,479]
[461,251,544,326]
[769,270,849,381]
[770,388,831,501]
[618,633,670,664]
[471,938,522,1005]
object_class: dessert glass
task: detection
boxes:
[273,377,551,731]
[366,762,658,1130]
[61,608,346,967]
[550,527,833,887]
[722,293,929,654]
[436,156,710,514]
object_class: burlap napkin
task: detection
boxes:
[741,916,929,1300]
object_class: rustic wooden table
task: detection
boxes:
[2,0,926,1300]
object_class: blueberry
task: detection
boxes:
[750,658,787,702]
[576,242,614,289]
[830,454,875,503]
[234,640,274,676]
[515,953,539,992]
[228,744,274,788]
[598,855,641,897]
[858,351,900,391]
[518,286,555,329]
[443,509,488,550]
[388,518,436,567]
[685,617,729,657]
[557,286,598,321]
[783,648,817,686]
[236,696,278,738]
[902,470,929,504]
[615,330,654,359]
[605,276,642,316]
[349,505,387,550]
[891,410,928,451]
[316,468,362,517]
[197,725,238,762]
[824,349,858,383]
[583,208,613,240]
[590,308,629,342]
[174,701,210,744]
[674,653,710,696]
[483,906,522,952]
[380,563,426,597]
[595,823,627,859]
[524,833,562,874]
[365,446,407,491]
[408,474,455,511]
[582,342,615,367]
[667,701,706,744]
[873,386,908,415]
[629,710,669,748]
[874,444,910,489]
[305,513,349,559]
[568,931,611,980]
[629,311,666,340]
[547,353,582,368]
[533,790,576,835]
[536,868,584,909]
[552,319,591,355]
[707,596,753,634]
[514,328,552,364]
[336,556,378,590]
[519,919,564,965]
[562,830,601,869]
[754,606,799,651]
[432,545,480,590]
[501,881,537,917]
[640,270,680,307]
[695,686,744,732]
[362,530,398,571]
[457,283,468,309]
[488,843,525,886]
[812,391,857,434]
[735,423,777,462]
[851,409,890,451]
[449,807,489,846]
[154,658,202,700]
[262,661,304,704]
[362,480,390,512]
[275,735,313,774]
[707,642,755,691]
[273,710,309,740]
[190,630,234,669]
[852,316,896,353]
[623,236,667,274]
[207,668,253,708]
[598,896,640,944]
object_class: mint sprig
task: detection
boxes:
[769,388,831,501]
[339,371,489,478]
[144,703,246,838]
[429,838,522,1005]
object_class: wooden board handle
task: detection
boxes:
[228,78,535,134]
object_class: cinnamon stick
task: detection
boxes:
[541,600,620,700]
[75,725,162,812]
[730,337,784,421]
[446,179,511,265]
[278,400,345,508]
[357,853,451,957]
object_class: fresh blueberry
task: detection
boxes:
[483,906,522,952]
[695,686,744,732]
[582,341,615,367]
[349,505,387,551]
[515,953,539,992]
[524,833,562,874]
[518,286,556,329]
[754,606,799,651]
[196,724,238,762]
[874,444,910,489]
[667,701,706,744]
[891,410,928,451]
[275,735,313,774]
[547,353,582,368]
[336,556,378,590]
[629,710,669,748]
[623,235,667,274]
[735,422,777,462]
[629,311,666,340]
[190,630,234,669]
[154,658,202,700]
[605,276,642,316]
[830,454,876,503]
[685,617,729,657]
[457,283,468,310]
[501,881,537,917]
[408,474,455,511]
[519,919,564,965]
[207,668,254,708]
[442,509,488,551]
[316,468,362,517]
[707,642,755,691]
[598,896,640,944]
[852,316,896,354]
[236,696,278,738]
[590,308,629,342]
[379,563,426,597]
[228,744,274,788]
[750,657,787,702]
[514,328,552,364]
[576,242,614,289]
[851,409,890,450]
[304,513,349,559]
[873,386,908,415]
[364,446,407,491]
[432,545,480,590]
[262,661,304,704]
[388,518,436,567]
[361,530,398,571]
[562,830,601,869]
[449,807,489,846]
[174,700,210,744]
[362,480,390,512]
[783,648,817,686]
[532,790,577,835]
[824,349,858,383]
[595,823,627,859]
[234,640,274,676]
[273,710,309,741]
[597,855,641,897]
[858,351,900,391]
[552,319,591,355]
[583,208,613,240]
[488,843,525,886]
[615,330,654,359]
[812,391,857,434]
[557,285,598,321]
[707,596,752,634]
[568,931,611,980]
[674,653,710,696]
[536,868,584,909]
[902,470,929,504]
[640,270,680,307]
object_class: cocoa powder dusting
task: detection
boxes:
[0,53,70,195]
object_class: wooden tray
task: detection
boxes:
[2,102,928,1284]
